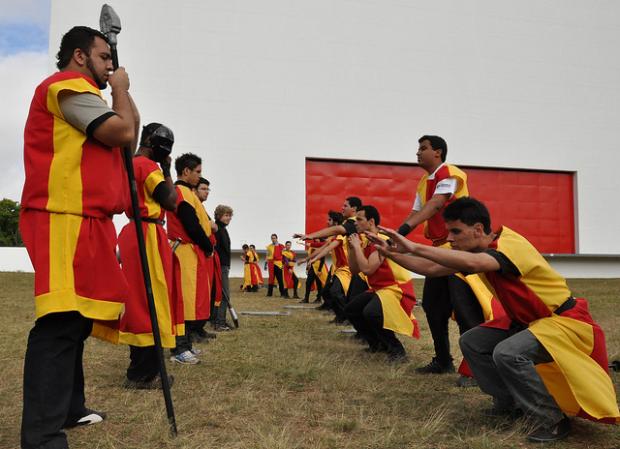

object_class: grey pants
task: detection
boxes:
[217,266,230,324]
[459,325,564,427]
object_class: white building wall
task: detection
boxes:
[42,0,620,257]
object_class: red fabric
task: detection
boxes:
[22,71,125,217]
[423,164,456,242]
[19,209,50,296]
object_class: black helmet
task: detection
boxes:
[140,122,174,162]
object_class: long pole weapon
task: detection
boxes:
[99,4,178,436]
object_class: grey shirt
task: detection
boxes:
[59,92,116,137]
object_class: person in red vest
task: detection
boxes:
[396,135,489,385]
[376,197,620,442]
[115,123,181,389]
[20,26,139,448]
[346,205,419,362]
[265,234,287,297]
[166,154,213,364]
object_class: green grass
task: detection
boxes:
[0,273,618,448]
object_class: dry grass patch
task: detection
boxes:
[0,273,618,448]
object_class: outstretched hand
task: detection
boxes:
[293,233,308,240]
[377,226,416,254]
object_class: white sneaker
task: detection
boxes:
[170,350,200,365]
[190,347,202,356]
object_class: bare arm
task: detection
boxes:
[294,224,347,241]
[299,239,338,265]
[348,234,383,276]
[408,243,501,274]
[400,194,449,234]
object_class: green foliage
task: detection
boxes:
[0,198,22,247]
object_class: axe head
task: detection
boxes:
[100,4,121,45]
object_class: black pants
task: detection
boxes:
[303,260,325,301]
[422,275,485,366]
[329,276,348,321]
[347,274,368,301]
[345,291,405,356]
[290,273,299,296]
[267,265,286,297]
[321,274,334,309]
[126,346,158,382]
[21,311,93,449]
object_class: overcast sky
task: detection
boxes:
[0,0,51,202]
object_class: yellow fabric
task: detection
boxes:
[178,185,212,237]
[143,170,165,219]
[531,315,620,421]
[266,244,283,268]
[175,242,199,321]
[118,223,175,348]
[495,227,571,310]
[45,78,102,215]
[37,213,123,320]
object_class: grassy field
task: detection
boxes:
[0,273,618,449]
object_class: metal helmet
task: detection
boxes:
[140,122,174,162]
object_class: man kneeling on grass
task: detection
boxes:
[373,197,620,442]
[345,205,419,362]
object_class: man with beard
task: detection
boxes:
[20,26,139,448]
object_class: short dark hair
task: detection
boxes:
[174,153,201,176]
[360,205,380,226]
[418,135,448,162]
[250,244,256,249]
[242,244,249,250]
[198,177,210,186]
[271,233,278,239]
[346,196,362,211]
[328,210,344,225]
[56,26,108,70]
[285,240,292,245]
[443,197,492,234]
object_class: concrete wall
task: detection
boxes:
[2,247,618,279]
[43,1,620,258]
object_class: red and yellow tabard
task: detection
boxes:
[416,164,468,244]
[243,250,261,288]
[307,241,329,289]
[481,226,620,424]
[364,235,419,338]
[266,243,285,284]
[282,249,300,289]
[330,236,352,294]
[252,250,264,285]
[93,156,184,347]
[20,71,127,323]
[166,184,212,321]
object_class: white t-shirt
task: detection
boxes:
[412,163,457,211]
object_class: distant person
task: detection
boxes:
[265,234,287,297]
[214,204,234,330]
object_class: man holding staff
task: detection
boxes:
[20,26,138,448]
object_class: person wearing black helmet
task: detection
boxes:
[114,122,182,387]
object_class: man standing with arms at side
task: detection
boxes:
[166,153,213,364]
[265,234,287,298]
[214,204,234,330]
[396,135,488,378]
[20,26,138,448]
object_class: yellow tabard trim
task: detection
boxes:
[143,170,164,218]
[117,223,175,347]
[495,227,571,309]
[457,273,496,321]
[178,185,211,237]
[46,78,102,215]
[175,242,199,321]
[36,213,123,321]
[530,315,620,421]
[334,267,352,295]
[375,284,414,337]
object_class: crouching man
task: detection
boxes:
[374,197,620,442]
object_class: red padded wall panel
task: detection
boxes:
[305,159,575,254]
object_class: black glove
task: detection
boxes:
[160,160,171,178]
[397,223,413,236]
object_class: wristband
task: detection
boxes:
[397,223,413,236]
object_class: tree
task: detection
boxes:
[0,198,23,246]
